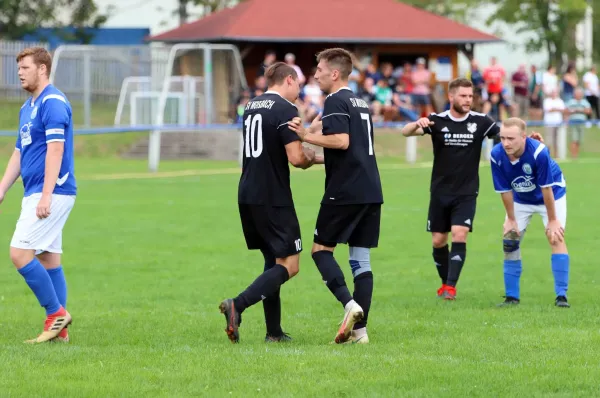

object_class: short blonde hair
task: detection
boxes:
[16,47,52,77]
[502,117,527,133]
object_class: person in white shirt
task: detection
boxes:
[543,89,565,157]
[542,65,558,97]
[284,53,306,85]
[582,65,599,120]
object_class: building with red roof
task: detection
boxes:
[148,0,500,121]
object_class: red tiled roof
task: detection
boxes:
[148,0,500,44]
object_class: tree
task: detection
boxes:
[402,0,483,24]
[0,0,110,42]
[488,0,588,72]
[0,0,57,40]
[159,0,240,27]
[402,0,484,59]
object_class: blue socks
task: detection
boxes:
[47,266,67,308]
[551,254,570,297]
[18,258,61,315]
[503,255,570,300]
[503,259,522,299]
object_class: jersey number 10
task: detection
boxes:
[244,114,263,158]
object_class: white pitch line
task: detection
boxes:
[78,157,600,182]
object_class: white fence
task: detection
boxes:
[0,40,50,101]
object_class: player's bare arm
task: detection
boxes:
[37,141,64,219]
[0,149,22,204]
[500,191,519,236]
[401,117,433,137]
[285,141,316,169]
[288,119,349,150]
[302,130,349,150]
[542,186,564,244]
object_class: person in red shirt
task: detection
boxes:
[484,56,506,117]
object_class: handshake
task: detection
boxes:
[288,115,323,142]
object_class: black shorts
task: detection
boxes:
[314,204,381,248]
[427,194,477,233]
[239,204,302,258]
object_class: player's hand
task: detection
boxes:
[36,194,51,219]
[302,146,316,169]
[416,117,433,129]
[546,220,565,245]
[503,218,520,237]
[529,131,544,143]
[287,117,307,141]
[307,114,322,134]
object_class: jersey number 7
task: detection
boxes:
[360,113,374,155]
[244,114,263,158]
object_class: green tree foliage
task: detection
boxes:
[0,0,110,42]
[488,0,588,71]
[402,0,483,23]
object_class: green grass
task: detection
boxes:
[0,157,599,396]
[0,100,118,129]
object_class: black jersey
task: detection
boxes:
[320,87,383,205]
[238,91,300,206]
[424,110,500,195]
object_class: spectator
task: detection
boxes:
[392,82,418,121]
[483,56,506,108]
[373,62,396,87]
[562,63,578,102]
[252,76,267,97]
[364,63,378,81]
[565,87,591,158]
[543,89,566,157]
[399,62,414,94]
[372,78,394,122]
[529,65,543,120]
[411,57,432,116]
[582,65,599,120]
[511,64,529,117]
[257,50,276,77]
[284,53,305,85]
[542,65,558,97]
[302,73,322,106]
[469,59,485,111]
[235,89,252,123]
[483,92,502,122]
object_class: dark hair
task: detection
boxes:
[448,78,473,92]
[16,47,52,77]
[316,48,353,79]
[264,62,298,87]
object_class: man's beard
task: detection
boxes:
[452,102,470,115]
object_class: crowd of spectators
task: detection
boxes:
[235,50,599,158]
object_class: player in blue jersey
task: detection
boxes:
[490,117,569,308]
[0,47,77,343]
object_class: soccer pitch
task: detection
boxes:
[1,156,599,396]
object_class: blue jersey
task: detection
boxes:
[16,84,77,197]
[490,138,566,205]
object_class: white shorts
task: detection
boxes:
[10,193,76,254]
[512,195,567,232]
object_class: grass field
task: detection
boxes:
[1,154,600,397]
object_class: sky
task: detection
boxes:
[95,0,550,75]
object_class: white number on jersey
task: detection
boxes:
[294,238,302,251]
[244,114,264,158]
[360,112,374,155]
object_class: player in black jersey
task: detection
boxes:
[219,62,319,343]
[289,48,383,344]
[402,78,542,300]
